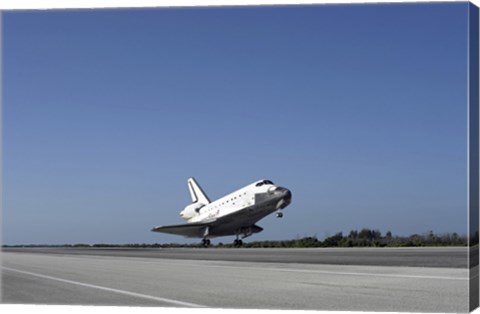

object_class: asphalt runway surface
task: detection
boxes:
[1,247,472,312]
[2,246,469,267]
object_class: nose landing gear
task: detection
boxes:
[276,211,283,218]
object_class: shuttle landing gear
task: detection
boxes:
[233,239,243,247]
[233,233,244,247]
[276,211,283,218]
[201,226,211,247]
[201,239,211,247]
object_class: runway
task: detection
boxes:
[2,246,469,267]
[1,247,471,312]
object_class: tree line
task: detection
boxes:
[2,229,470,248]
[217,229,468,248]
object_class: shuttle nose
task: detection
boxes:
[276,187,292,204]
[275,187,292,210]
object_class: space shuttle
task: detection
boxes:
[151,178,292,246]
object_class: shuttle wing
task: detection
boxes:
[152,207,262,238]
[151,221,215,238]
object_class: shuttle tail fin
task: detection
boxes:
[187,177,211,204]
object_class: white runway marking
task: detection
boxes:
[202,264,468,280]
[2,266,206,308]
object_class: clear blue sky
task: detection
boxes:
[3,3,469,245]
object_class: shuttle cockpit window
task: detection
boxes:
[256,180,274,187]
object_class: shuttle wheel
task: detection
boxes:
[276,212,283,218]
[233,239,243,247]
[202,239,211,247]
